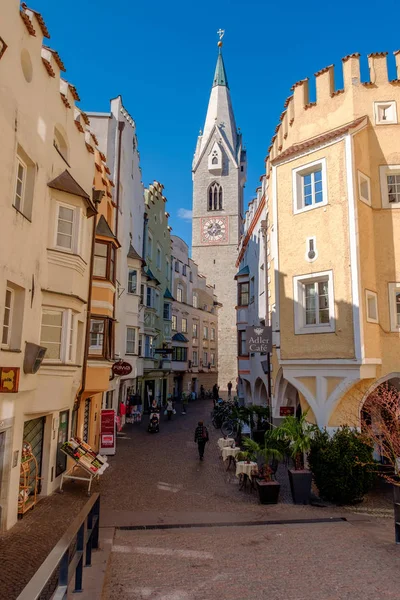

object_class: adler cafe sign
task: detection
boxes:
[246,326,272,354]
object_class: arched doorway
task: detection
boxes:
[254,377,268,406]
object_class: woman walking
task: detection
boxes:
[166,398,174,420]
[194,420,209,460]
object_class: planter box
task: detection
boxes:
[288,469,312,505]
[256,479,280,504]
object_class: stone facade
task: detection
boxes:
[192,46,246,394]
[170,236,219,398]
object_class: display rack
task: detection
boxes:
[60,437,108,495]
[18,442,40,517]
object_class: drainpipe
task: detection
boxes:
[72,191,103,436]
[261,217,272,411]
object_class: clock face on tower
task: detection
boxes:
[201,216,228,244]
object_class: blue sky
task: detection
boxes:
[34,0,399,246]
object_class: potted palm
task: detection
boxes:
[243,435,282,504]
[272,411,317,504]
[251,405,271,444]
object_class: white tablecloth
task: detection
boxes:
[221,446,242,462]
[235,461,257,478]
[217,437,234,450]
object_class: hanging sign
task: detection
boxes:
[280,406,295,417]
[246,326,272,354]
[0,367,20,393]
[100,409,116,455]
[112,361,132,376]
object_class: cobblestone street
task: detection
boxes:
[1,398,400,599]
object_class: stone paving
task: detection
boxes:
[1,397,399,600]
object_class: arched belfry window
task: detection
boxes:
[208,182,223,211]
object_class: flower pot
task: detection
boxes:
[256,479,280,504]
[288,469,312,505]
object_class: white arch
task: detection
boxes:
[358,372,400,418]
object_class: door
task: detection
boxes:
[83,399,91,443]
[23,417,45,493]
[55,410,69,478]
[162,378,168,404]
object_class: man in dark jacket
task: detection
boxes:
[194,420,209,460]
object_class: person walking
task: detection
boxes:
[200,385,205,400]
[181,393,188,415]
[227,381,233,398]
[166,398,174,421]
[212,383,219,406]
[194,420,209,460]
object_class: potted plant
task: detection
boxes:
[272,411,317,504]
[243,436,282,504]
[250,405,271,444]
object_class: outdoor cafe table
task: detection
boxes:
[235,461,257,490]
[221,446,242,470]
[217,437,234,450]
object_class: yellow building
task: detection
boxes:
[265,51,400,428]
[0,3,99,530]
[75,150,119,452]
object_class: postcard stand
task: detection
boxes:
[59,437,108,495]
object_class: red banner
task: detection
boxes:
[280,406,295,416]
[100,409,115,453]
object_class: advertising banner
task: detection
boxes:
[245,326,272,354]
[100,409,116,455]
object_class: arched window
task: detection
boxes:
[54,126,69,163]
[208,182,223,211]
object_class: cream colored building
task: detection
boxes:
[170,236,219,398]
[0,3,99,530]
[264,51,400,428]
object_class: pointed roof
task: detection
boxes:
[96,215,116,239]
[48,170,96,216]
[172,333,189,343]
[164,288,174,300]
[143,267,160,286]
[234,265,250,279]
[213,51,229,88]
[127,243,143,262]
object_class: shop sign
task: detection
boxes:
[245,326,272,354]
[112,361,132,376]
[154,348,173,355]
[280,406,295,416]
[100,409,116,455]
[0,367,20,393]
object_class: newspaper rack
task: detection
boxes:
[59,437,109,495]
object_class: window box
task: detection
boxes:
[365,290,379,324]
[293,271,335,334]
[380,165,400,208]
[292,158,327,214]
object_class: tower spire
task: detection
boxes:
[213,29,229,88]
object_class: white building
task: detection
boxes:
[87,97,145,415]
[236,178,271,406]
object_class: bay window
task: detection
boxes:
[93,241,116,283]
[128,269,137,294]
[40,308,76,362]
[238,282,249,306]
[88,317,114,358]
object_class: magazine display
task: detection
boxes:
[61,437,109,475]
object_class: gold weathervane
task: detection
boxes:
[217,29,225,48]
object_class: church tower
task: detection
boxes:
[192,33,247,394]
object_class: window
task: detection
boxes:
[380,165,400,209]
[358,171,371,206]
[89,319,104,356]
[175,261,180,273]
[163,303,171,320]
[93,242,116,282]
[183,265,187,276]
[140,284,144,305]
[55,410,69,478]
[177,285,183,303]
[365,290,378,324]
[250,277,255,303]
[238,330,247,356]
[41,308,76,362]
[166,259,170,282]
[388,283,400,331]
[181,318,188,333]
[238,282,249,306]
[203,326,208,340]
[293,158,327,214]
[128,270,137,294]
[156,246,162,270]
[144,335,154,358]
[1,288,14,347]
[192,350,198,366]
[138,335,143,357]
[172,346,187,361]
[126,327,136,354]
[147,232,153,260]
[54,126,69,163]
[192,323,198,338]
[208,182,223,211]
[146,287,153,308]
[189,272,193,283]
[374,101,397,125]
[13,147,35,220]
[172,315,177,331]
[192,293,198,308]
[293,271,335,334]
[56,204,76,251]
[211,327,215,341]
[210,352,215,366]
[203,351,208,366]
[155,291,160,314]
